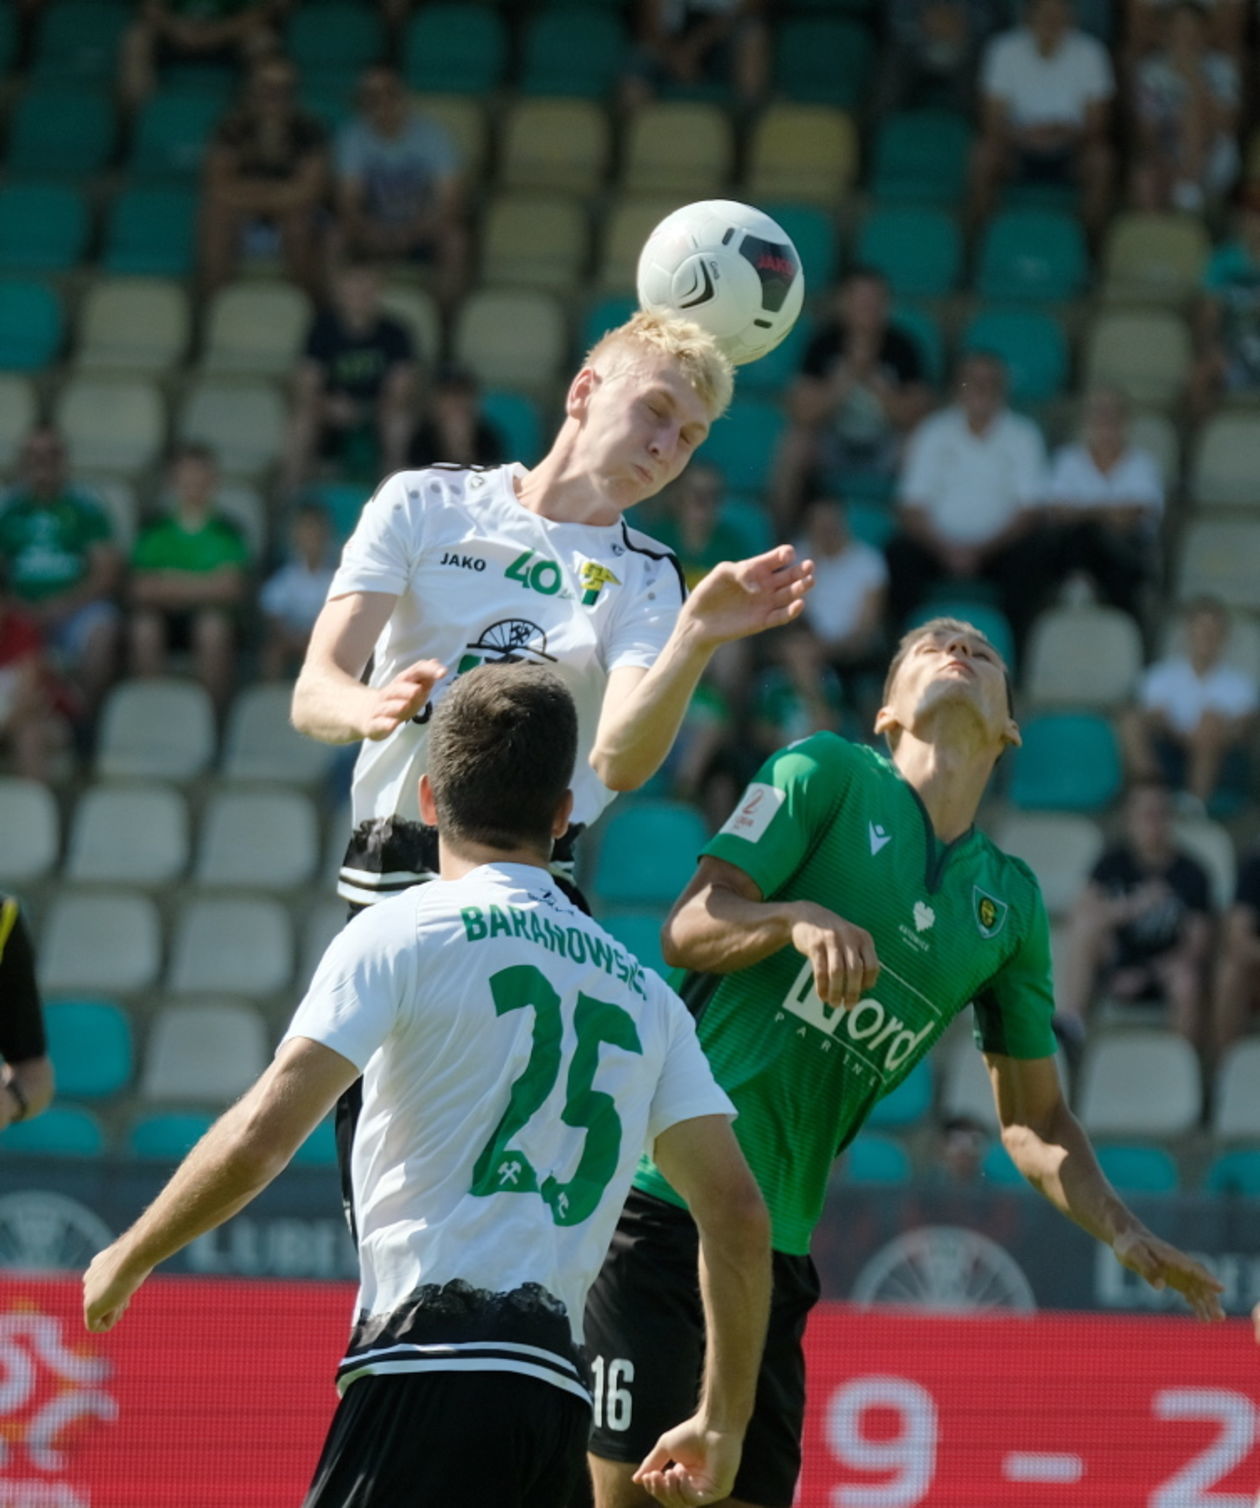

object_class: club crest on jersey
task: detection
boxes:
[974,887,1008,939]
[579,560,621,607]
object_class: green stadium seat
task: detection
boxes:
[7,86,115,179]
[846,500,896,550]
[1093,1143,1180,1193]
[291,1116,339,1168]
[975,209,1088,303]
[129,90,223,183]
[774,18,874,108]
[301,78,355,135]
[32,0,130,84]
[890,303,945,386]
[600,909,669,977]
[962,308,1068,406]
[701,397,784,496]
[129,1110,216,1162]
[719,495,774,556]
[287,2,385,82]
[0,184,89,273]
[842,1133,912,1185]
[580,294,639,356]
[981,1142,1032,1188]
[872,110,972,206]
[481,390,543,465]
[1203,1148,1260,1195]
[43,998,134,1099]
[0,1105,106,1157]
[520,8,627,98]
[161,62,239,99]
[857,207,961,298]
[867,1059,934,1129]
[403,4,508,95]
[732,315,811,397]
[0,280,63,371]
[1009,711,1123,812]
[307,480,368,544]
[592,799,709,908]
[103,185,199,276]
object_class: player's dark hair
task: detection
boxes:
[882,617,1015,744]
[427,662,577,855]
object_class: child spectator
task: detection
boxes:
[260,502,335,681]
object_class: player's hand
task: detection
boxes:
[1111,1226,1225,1321]
[681,546,814,648]
[363,658,447,741]
[788,902,880,1008]
[83,1243,151,1334]
[632,1417,744,1506]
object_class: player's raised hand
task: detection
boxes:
[788,901,880,1008]
[632,1417,744,1507]
[83,1242,150,1334]
[363,658,447,741]
[682,545,815,648]
[1111,1226,1225,1321]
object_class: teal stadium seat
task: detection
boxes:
[701,397,784,496]
[857,207,961,298]
[287,2,385,84]
[403,4,508,94]
[103,186,199,276]
[600,909,669,977]
[0,281,63,370]
[130,91,223,183]
[162,62,239,99]
[1204,1148,1260,1195]
[32,0,130,84]
[1009,711,1123,812]
[581,294,638,355]
[291,1116,339,1168]
[302,79,355,135]
[866,1059,934,1129]
[976,209,1088,303]
[720,495,775,556]
[307,480,368,543]
[774,18,874,108]
[981,1142,1031,1188]
[592,799,709,908]
[43,998,134,1099]
[842,1133,912,1185]
[872,111,973,206]
[1093,1143,1180,1193]
[732,311,811,398]
[521,8,627,98]
[0,185,89,273]
[481,390,543,466]
[129,1110,216,1162]
[891,303,946,386]
[0,1105,106,1157]
[962,308,1069,406]
[7,87,115,179]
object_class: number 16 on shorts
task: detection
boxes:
[591,1357,635,1432]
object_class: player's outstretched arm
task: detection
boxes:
[82,1038,358,1334]
[988,1053,1225,1321]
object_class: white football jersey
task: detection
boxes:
[328,464,685,904]
[283,861,733,1402]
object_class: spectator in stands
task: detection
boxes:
[1189,184,1260,421]
[408,365,506,469]
[879,0,1004,112]
[0,564,68,783]
[621,0,770,113]
[0,425,121,716]
[120,0,282,111]
[260,502,336,682]
[1121,596,1258,811]
[332,65,468,308]
[1057,779,1213,1052]
[771,268,933,533]
[749,626,846,760]
[930,1114,992,1186]
[795,496,887,720]
[1210,843,1260,1066]
[1130,1,1241,215]
[886,350,1049,643]
[128,445,249,712]
[1125,0,1249,60]
[1045,387,1164,620]
[199,55,328,297]
[656,670,743,832]
[969,0,1115,241]
[282,259,419,495]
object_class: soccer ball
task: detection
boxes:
[636,199,805,366]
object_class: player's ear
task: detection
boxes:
[1000,714,1022,751]
[566,366,598,420]
[418,773,439,826]
[551,789,574,839]
[872,703,898,740]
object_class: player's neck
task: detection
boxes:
[892,734,995,844]
[514,442,623,528]
[436,836,554,881]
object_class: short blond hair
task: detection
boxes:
[585,310,734,421]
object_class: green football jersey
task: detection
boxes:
[633,733,1058,1254]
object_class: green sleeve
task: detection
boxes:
[703,731,852,900]
[971,874,1059,1059]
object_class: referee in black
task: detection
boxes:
[0,893,53,1130]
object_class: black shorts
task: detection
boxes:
[584,1188,820,1508]
[303,1370,591,1508]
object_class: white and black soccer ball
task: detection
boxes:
[636,199,805,366]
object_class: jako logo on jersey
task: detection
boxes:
[913,901,935,932]
[781,959,932,1072]
[580,560,621,606]
[719,782,784,843]
[868,821,891,856]
[974,887,1009,939]
[440,552,486,572]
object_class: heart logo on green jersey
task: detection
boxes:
[974,887,1009,939]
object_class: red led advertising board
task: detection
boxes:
[0,1279,1256,1507]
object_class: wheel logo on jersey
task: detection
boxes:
[455,619,558,678]
[974,887,1008,939]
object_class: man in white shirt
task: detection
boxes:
[970,0,1115,238]
[83,662,772,1508]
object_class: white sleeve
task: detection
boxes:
[1216,670,1259,719]
[645,984,736,1145]
[603,549,686,673]
[979,35,1010,100]
[328,471,423,599]
[1084,36,1115,100]
[1013,421,1049,507]
[1139,660,1173,712]
[281,901,416,1072]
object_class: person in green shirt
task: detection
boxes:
[585,616,1225,1508]
[129,444,249,711]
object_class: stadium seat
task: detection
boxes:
[480,192,589,291]
[0,777,59,884]
[292,1117,339,1167]
[1077,1029,1201,1137]
[32,0,130,84]
[200,282,312,378]
[1171,814,1236,912]
[414,95,489,183]
[129,90,223,182]
[6,86,114,178]
[1203,1147,1260,1195]
[597,196,682,292]
[580,293,639,356]
[305,480,367,544]
[744,106,859,206]
[177,379,287,477]
[1101,212,1209,305]
[376,286,441,365]
[592,800,709,908]
[222,682,340,786]
[991,812,1104,918]
[1130,409,1181,489]
[403,4,508,94]
[719,495,775,556]
[0,377,37,468]
[128,1109,216,1161]
[194,787,320,892]
[286,1,384,82]
[96,679,217,781]
[213,481,265,559]
[140,1000,269,1103]
[0,1105,106,1157]
[759,202,840,290]
[700,398,784,496]
[1084,309,1190,408]
[729,313,811,399]
[841,1132,913,1185]
[866,1058,934,1129]
[1190,412,1260,508]
[1093,1142,1180,1193]
[1008,711,1123,812]
[891,304,946,387]
[857,208,961,299]
[75,277,190,375]
[481,390,542,465]
[871,110,972,206]
[1023,605,1143,710]
[980,1142,1031,1189]
[774,18,874,108]
[54,375,165,475]
[1212,1039,1260,1140]
[323,803,351,887]
[299,897,347,989]
[599,909,668,977]
[65,782,190,887]
[42,997,133,1099]
[39,889,162,996]
[0,184,89,274]
[90,478,139,548]
[452,290,567,396]
[961,308,1068,406]
[168,896,294,997]
[1177,517,1260,611]
[102,186,199,277]
[0,280,63,371]
[499,98,610,195]
[939,1044,998,1129]
[622,103,733,197]
[519,8,627,98]
[975,209,1087,303]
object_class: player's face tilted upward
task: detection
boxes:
[877,624,1020,753]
